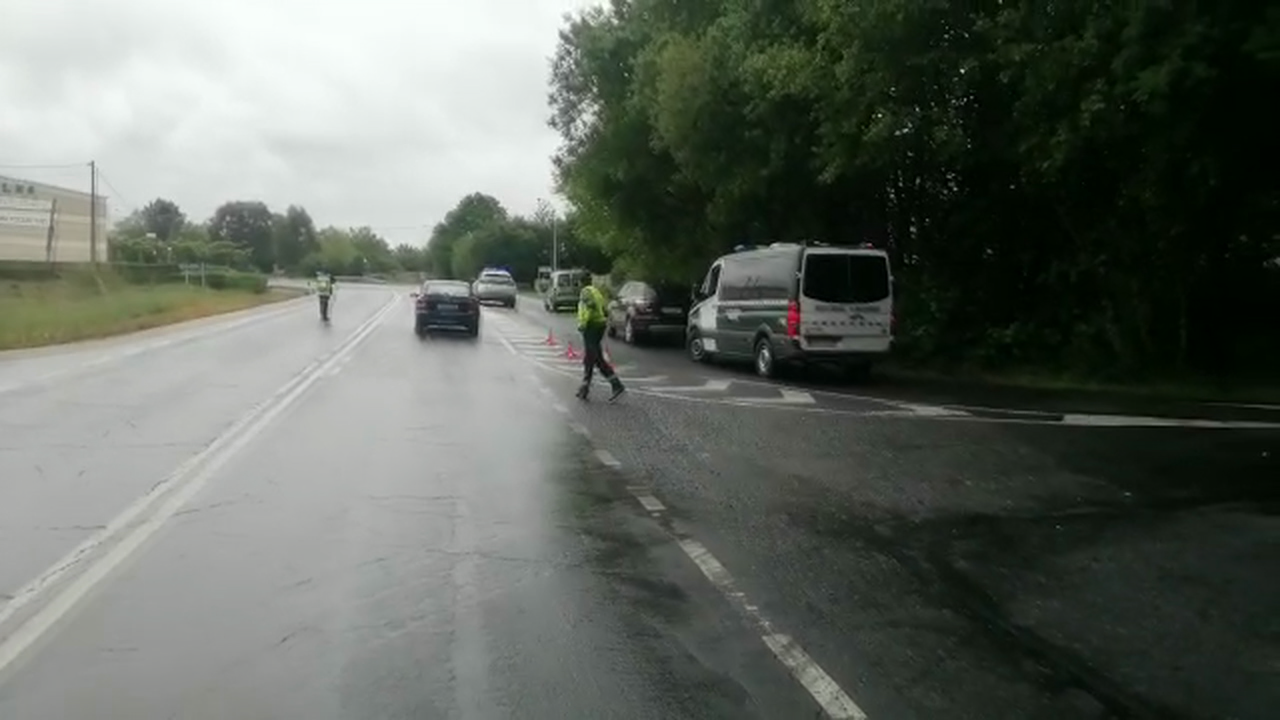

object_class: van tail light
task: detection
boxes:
[786,300,801,338]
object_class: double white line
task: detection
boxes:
[0,294,399,676]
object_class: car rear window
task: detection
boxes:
[480,274,515,285]
[801,253,890,303]
[425,282,470,296]
[643,283,687,304]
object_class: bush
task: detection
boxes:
[204,270,267,293]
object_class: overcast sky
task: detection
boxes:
[0,0,591,247]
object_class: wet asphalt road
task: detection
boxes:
[0,285,1276,719]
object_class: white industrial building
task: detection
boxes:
[0,174,109,263]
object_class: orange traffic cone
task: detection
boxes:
[565,342,580,359]
[544,328,556,345]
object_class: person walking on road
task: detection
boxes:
[575,277,625,402]
[315,271,335,322]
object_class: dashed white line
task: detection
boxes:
[676,538,866,719]
[568,421,591,437]
[634,494,665,512]
[551,401,569,413]
[593,448,621,468]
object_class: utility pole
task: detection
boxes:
[552,213,558,271]
[89,160,98,264]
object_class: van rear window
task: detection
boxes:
[802,253,889,303]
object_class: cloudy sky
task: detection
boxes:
[0,0,591,247]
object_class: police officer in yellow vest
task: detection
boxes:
[315,271,335,321]
[576,277,626,401]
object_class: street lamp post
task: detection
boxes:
[538,198,558,271]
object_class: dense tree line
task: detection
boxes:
[426,192,610,283]
[548,1,1279,379]
[109,199,432,277]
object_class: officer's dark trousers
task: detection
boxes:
[580,324,617,384]
[319,294,330,320]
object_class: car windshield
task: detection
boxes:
[424,282,470,296]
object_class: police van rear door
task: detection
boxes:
[797,248,893,354]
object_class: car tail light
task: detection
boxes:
[786,300,800,338]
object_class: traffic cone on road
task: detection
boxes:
[544,328,557,345]
[565,342,580,360]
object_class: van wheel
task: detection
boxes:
[754,337,777,378]
[688,329,709,363]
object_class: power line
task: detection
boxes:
[94,169,135,214]
[0,161,88,170]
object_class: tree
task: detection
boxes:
[427,193,508,278]
[547,0,1280,378]
[209,201,275,273]
[272,205,318,271]
[138,198,186,243]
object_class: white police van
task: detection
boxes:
[687,242,893,379]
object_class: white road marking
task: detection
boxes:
[653,379,733,393]
[736,389,817,405]
[634,494,665,512]
[0,294,399,673]
[568,421,591,437]
[594,448,621,468]
[1203,401,1280,411]
[1059,413,1280,429]
[676,538,866,719]
[551,401,569,413]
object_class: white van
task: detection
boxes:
[687,242,893,379]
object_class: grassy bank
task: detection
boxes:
[879,361,1280,405]
[0,275,300,350]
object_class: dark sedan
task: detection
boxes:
[606,280,690,345]
[413,280,480,337]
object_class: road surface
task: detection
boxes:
[0,285,1276,719]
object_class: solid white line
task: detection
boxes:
[594,449,621,468]
[0,295,398,672]
[676,538,865,719]
[1059,413,1280,429]
[634,494,665,512]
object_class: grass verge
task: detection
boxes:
[0,278,302,350]
[878,361,1280,405]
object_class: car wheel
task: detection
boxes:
[688,329,709,363]
[754,337,776,378]
[469,324,480,338]
[624,317,636,345]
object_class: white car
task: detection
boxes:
[472,271,517,308]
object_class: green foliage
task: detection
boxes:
[208,201,275,273]
[547,0,1280,378]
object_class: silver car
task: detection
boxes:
[472,271,517,307]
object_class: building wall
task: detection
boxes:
[0,175,109,263]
